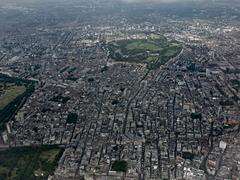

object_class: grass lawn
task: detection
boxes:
[0,145,64,180]
[146,56,159,63]
[126,41,160,51]
[0,85,26,110]
[39,149,61,162]
[164,44,182,57]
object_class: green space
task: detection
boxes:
[146,56,159,63]
[60,66,69,73]
[66,75,78,81]
[108,32,182,69]
[66,112,78,124]
[0,85,26,110]
[68,67,77,74]
[0,145,64,180]
[190,112,202,120]
[0,74,35,131]
[111,160,128,172]
[126,40,160,51]
[182,151,194,161]
[50,95,70,104]
[230,79,240,90]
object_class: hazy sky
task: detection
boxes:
[120,0,201,3]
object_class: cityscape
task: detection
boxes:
[0,0,240,179]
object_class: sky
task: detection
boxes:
[0,0,233,7]
[120,0,202,3]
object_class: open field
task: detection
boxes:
[126,40,160,51]
[0,85,26,110]
[108,32,182,69]
[0,74,35,131]
[0,145,64,180]
[146,56,159,63]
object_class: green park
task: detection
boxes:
[108,32,182,69]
